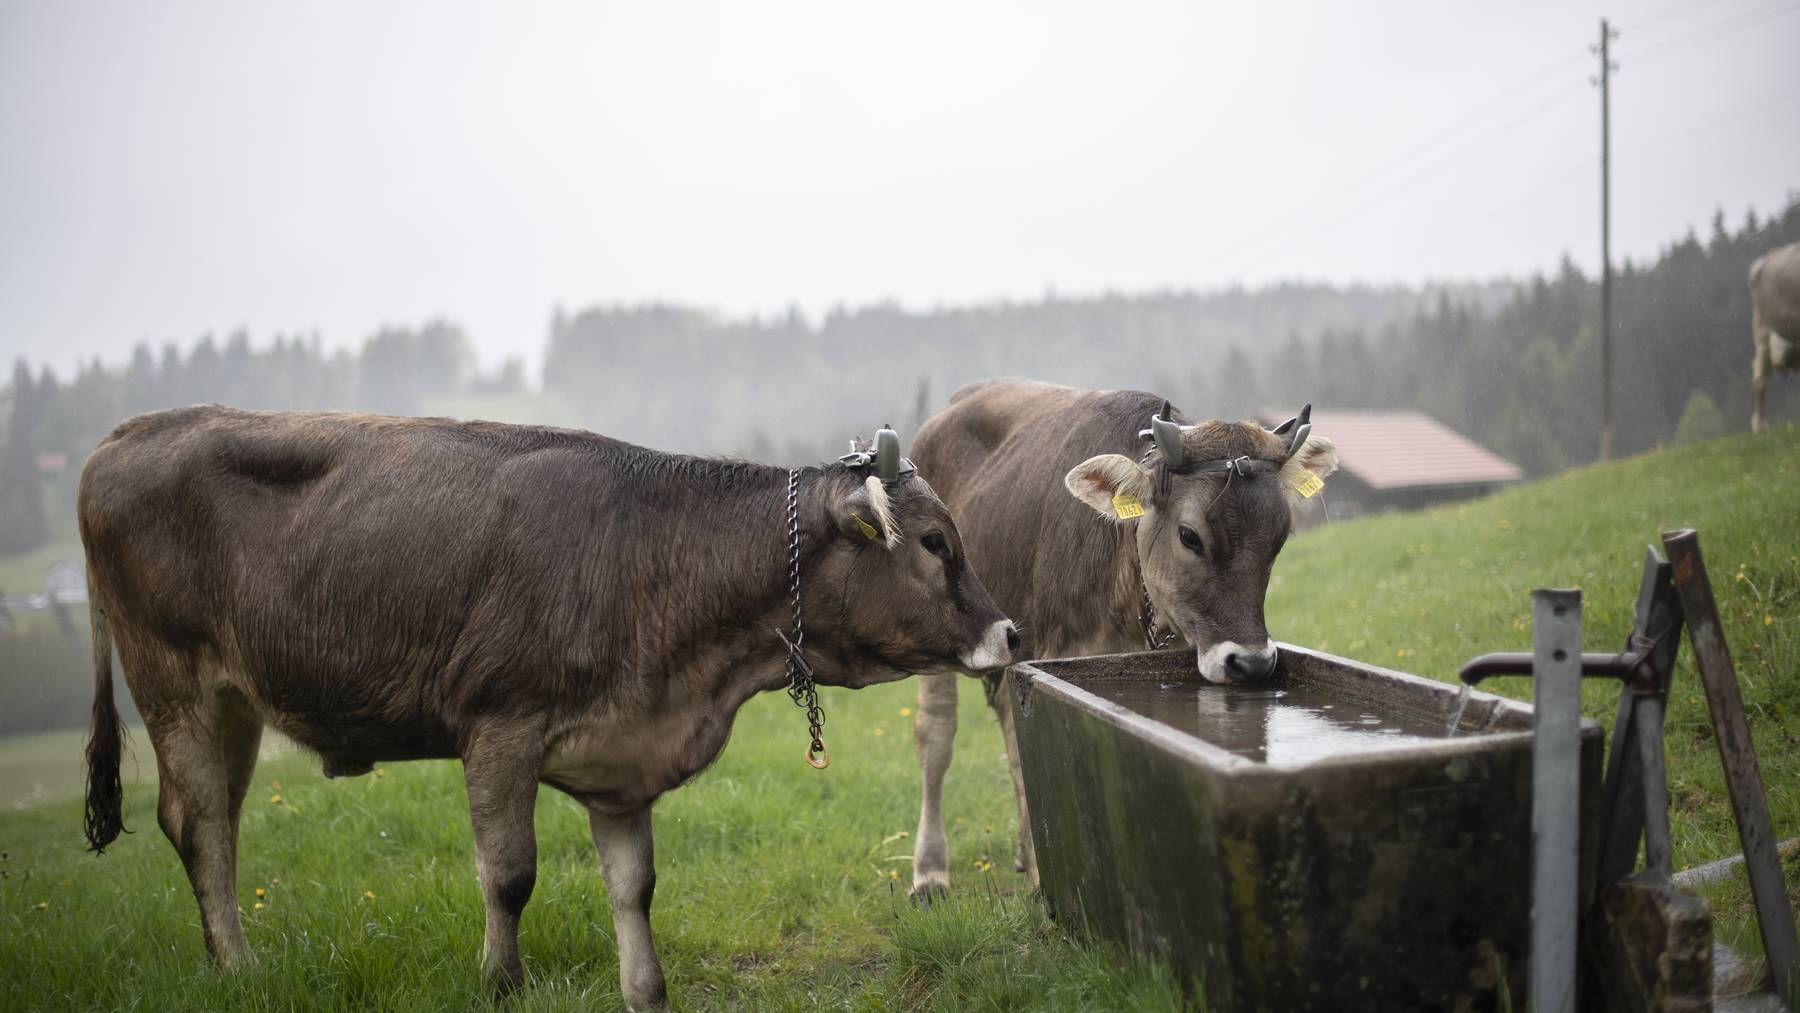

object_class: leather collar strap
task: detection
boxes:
[1168,455,1282,477]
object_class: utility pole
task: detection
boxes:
[1594,19,1619,461]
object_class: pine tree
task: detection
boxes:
[0,360,49,557]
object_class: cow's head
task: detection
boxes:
[808,429,1018,686]
[1063,404,1337,684]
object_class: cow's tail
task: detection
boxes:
[83,599,128,854]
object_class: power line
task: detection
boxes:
[1624,83,1800,152]
[1231,0,1796,277]
[1633,0,1800,64]
[1240,80,1587,267]
[1230,46,1588,265]
[1449,84,1800,240]
[1629,0,1756,37]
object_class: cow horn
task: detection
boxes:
[1281,403,1313,462]
[1150,401,1185,469]
[874,426,901,482]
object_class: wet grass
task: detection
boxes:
[1266,422,1800,969]
[0,679,1187,1011]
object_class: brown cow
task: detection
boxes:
[1751,241,1800,432]
[79,406,1016,1010]
[906,380,1336,893]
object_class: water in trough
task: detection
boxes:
[1084,678,1455,765]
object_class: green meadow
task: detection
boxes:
[3,425,1797,1009]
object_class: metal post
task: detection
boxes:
[1594,19,1618,462]
[1663,529,1798,1001]
[1531,588,1583,1013]
[1632,693,1672,877]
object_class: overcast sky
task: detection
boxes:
[2,0,1796,378]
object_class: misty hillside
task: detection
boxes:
[2,198,1796,568]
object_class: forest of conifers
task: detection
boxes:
[2,195,1796,561]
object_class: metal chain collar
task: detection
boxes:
[778,467,828,768]
[1139,566,1174,650]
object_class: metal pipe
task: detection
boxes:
[1457,650,1643,686]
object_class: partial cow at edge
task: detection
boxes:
[78,405,1016,1011]
[1751,240,1800,432]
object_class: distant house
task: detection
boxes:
[45,558,87,604]
[1256,409,1523,523]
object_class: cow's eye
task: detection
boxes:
[1178,525,1205,556]
[921,533,950,558]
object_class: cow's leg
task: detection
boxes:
[462,731,542,996]
[990,673,1039,889]
[589,806,666,1011]
[1752,308,1771,433]
[911,672,958,897]
[146,687,263,966]
[220,692,263,863]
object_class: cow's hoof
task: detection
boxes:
[482,963,525,1000]
[623,980,668,1011]
[909,876,950,905]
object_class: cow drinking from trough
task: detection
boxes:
[1751,240,1800,432]
[79,406,1016,1010]
[906,380,1336,894]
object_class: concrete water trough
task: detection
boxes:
[1009,644,1605,1011]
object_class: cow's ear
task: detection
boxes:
[1064,454,1152,522]
[1280,435,1338,508]
[835,475,902,548]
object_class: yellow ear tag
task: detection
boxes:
[1111,491,1145,520]
[1286,470,1325,499]
[853,514,881,541]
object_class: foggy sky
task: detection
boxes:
[3,0,1797,378]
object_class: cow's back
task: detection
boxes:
[912,379,1164,657]
[78,406,639,759]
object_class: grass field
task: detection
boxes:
[0,684,1187,1011]
[2,425,1797,1010]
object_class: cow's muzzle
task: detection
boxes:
[1197,641,1278,684]
[960,620,1021,672]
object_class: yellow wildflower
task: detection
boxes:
[1766,614,1775,626]
[899,707,912,717]
[363,890,376,900]
[270,794,283,805]
[253,902,266,911]
[254,887,266,898]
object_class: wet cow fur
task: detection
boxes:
[904,379,1336,893]
[78,405,1014,1010]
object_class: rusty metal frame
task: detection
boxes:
[1662,529,1797,1002]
